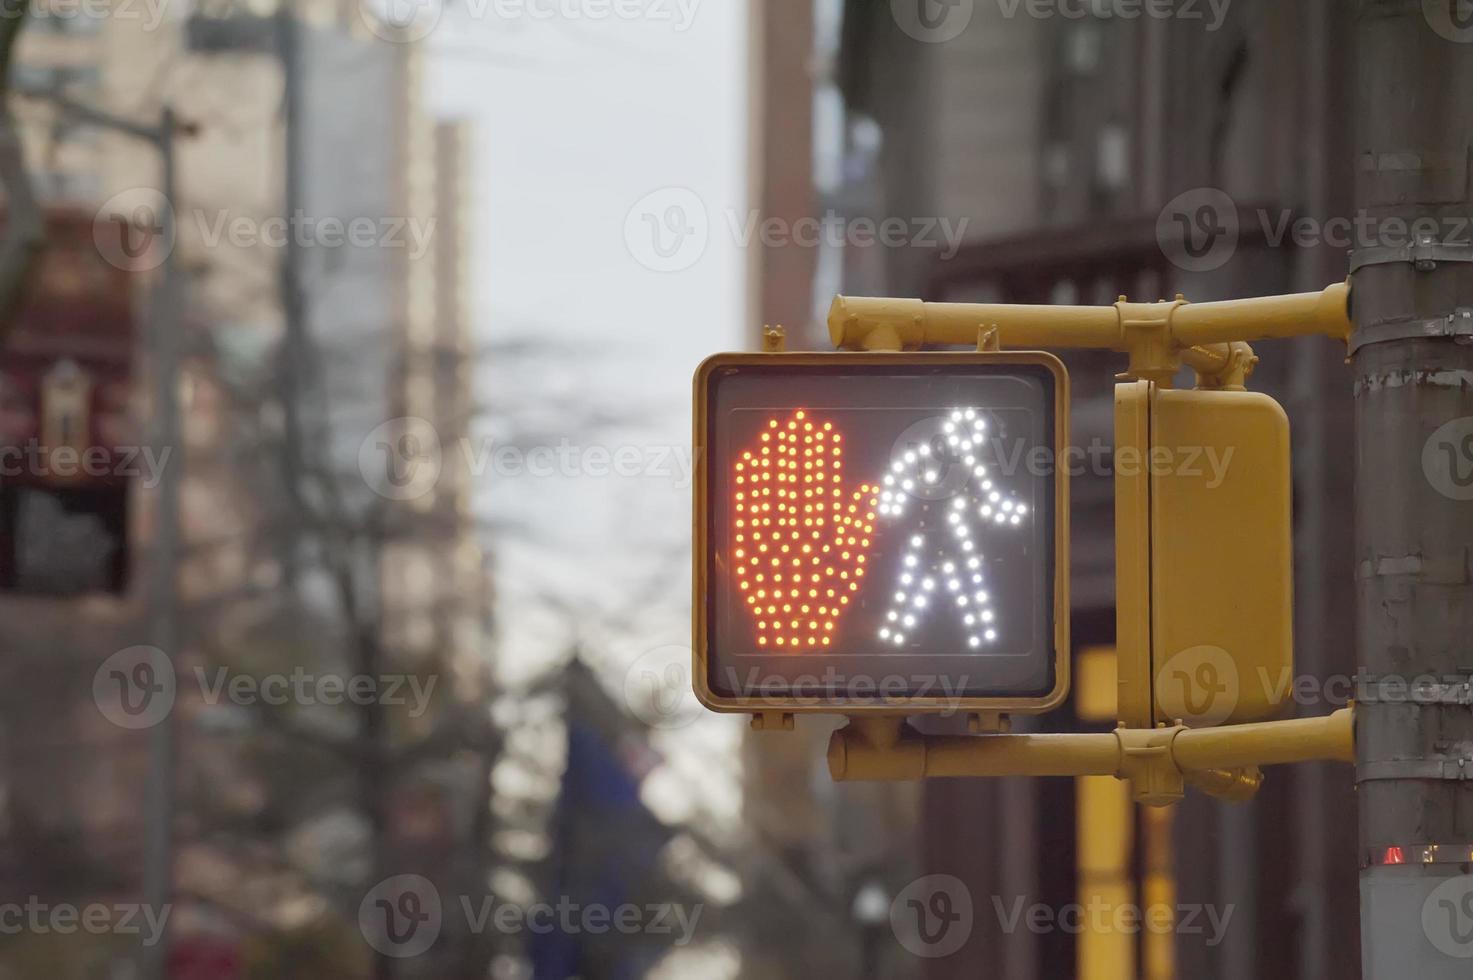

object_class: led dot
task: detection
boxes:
[969,636,981,648]
[986,629,997,641]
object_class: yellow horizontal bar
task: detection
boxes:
[828,708,1355,787]
[826,282,1351,351]
[1171,708,1356,770]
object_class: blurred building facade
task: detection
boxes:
[0,3,492,974]
[746,1,1358,978]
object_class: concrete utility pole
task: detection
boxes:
[1352,4,1473,977]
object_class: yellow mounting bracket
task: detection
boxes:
[827,281,1349,388]
[828,708,1355,806]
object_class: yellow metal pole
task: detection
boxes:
[1141,805,1178,980]
[1078,774,1137,980]
[1076,647,1135,980]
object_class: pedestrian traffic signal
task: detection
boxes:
[693,353,1069,714]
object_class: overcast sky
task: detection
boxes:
[422,2,750,829]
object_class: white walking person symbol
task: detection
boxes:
[875,407,1029,649]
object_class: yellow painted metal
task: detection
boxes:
[1077,644,1135,980]
[691,350,1072,717]
[1076,646,1120,723]
[1150,387,1295,726]
[1141,805,1178,980]
[827,283,1350,386]
[826,707,1355,802]
[1170,707,1355,769]
[1114,382,1156,731]
[1078,774,1137,980]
